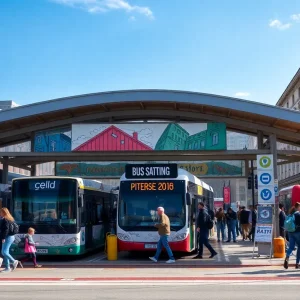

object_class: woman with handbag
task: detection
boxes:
[0,208,21,273]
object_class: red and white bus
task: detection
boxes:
[279,185,300,212]
[117,164,214,253]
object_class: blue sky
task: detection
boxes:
[0,0,300,105]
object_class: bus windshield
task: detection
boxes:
[118,180,186,231]
[12,179,77,232]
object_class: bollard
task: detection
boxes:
[106,232,118,261]
[273,236,285,258]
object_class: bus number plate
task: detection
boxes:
[36,249,48,254]
[145,244,157,249]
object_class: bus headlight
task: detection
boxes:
[117,233,131,241]
[63,237,78,245]
[173,233,187,241]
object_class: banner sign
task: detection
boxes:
[223,186,231,204]
[255,224,273,243]
[125,164,178,179]
[56,161,244,178]
[257,155,275,205]
[257,206,273,224]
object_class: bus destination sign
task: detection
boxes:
[125,164,178,179]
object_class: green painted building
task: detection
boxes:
[155,123,226,151]
[154,123,189,150]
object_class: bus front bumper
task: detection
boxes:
[118,236,190,252]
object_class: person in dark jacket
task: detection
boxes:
[248,206,257,242]
[226,207,237,243]
[194,202,217,259]
[279,203,286,239]
[284,202,300,269]
[0,208,20,273]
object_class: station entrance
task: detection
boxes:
[1,90,300,263]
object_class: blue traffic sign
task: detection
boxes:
[261,189,272,201]
[260,173,272,185]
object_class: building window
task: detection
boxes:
[200,140,205,148]
[189,143,192,150]
[212,133,219,145]
[111,133,118,138]
[174,145,179,150]
[194,142,198,149]
[292,94,295,105]
[121,140,124,145]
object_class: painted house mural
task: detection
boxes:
[34,128,71,152]
[73,125,152,151]
[71,123,227,152]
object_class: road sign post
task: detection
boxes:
[255,154,276,259]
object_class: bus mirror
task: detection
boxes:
[186,193,191,205]
[78,194,84,208]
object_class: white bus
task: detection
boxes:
[117,164,214,253]
[10,176,118,255]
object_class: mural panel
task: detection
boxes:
[71,123,227,151]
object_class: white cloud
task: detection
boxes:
[234,92,250,98]
[51,0,154,19]
[269,19,291,30]
[291,14,300,22]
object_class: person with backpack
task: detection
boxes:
[284,202,300,269]
[0,208,21,273]
[194,202,217,259]
[20,228,42,268]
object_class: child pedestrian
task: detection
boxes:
[21,228,42,268]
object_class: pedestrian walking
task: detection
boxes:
[149,207,175,264]
[225,207,237,243]
[239,206,251,241]
[0,208,21,273]
[20,228,42,268]
[194,202,217,259]
[284,202,300,269]
[215,208,226,242]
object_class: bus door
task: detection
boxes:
[85,200,93,249]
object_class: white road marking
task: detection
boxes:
[0,280,298,286]
[84,255,107,262]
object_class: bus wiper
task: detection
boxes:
[57,223,68,233]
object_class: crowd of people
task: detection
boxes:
[215,205,257,243]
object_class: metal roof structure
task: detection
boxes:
[1,89,300,149]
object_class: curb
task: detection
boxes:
[0,276,298,281]
[22,263,284,269]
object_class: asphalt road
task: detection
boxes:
[1,285,299,300]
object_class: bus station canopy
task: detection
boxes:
[0,90,300,167]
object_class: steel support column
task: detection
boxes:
[257,131,264,150]
[1,157,9,184]
[30,133,37,176]
[270,134,279,237]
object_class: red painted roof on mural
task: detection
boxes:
[73,125,153,151]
